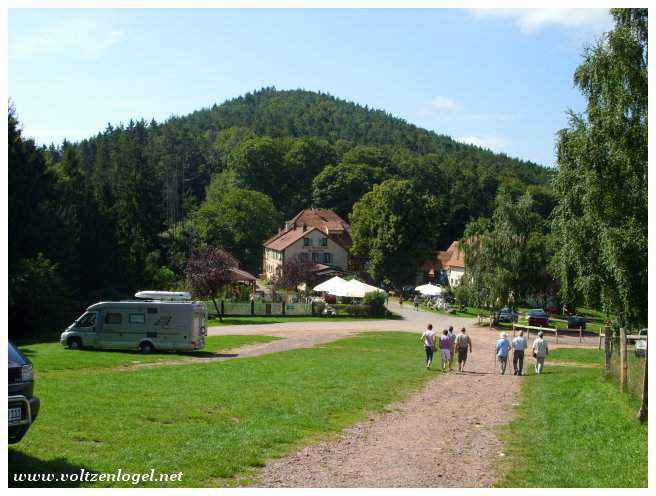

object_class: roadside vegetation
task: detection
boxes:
[496,348,647,488]
[9,332,434,487]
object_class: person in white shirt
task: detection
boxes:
[511,330,528,376]
[532,331,549,374]
[419,324,437,369]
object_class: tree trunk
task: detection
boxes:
[212,297,222,322]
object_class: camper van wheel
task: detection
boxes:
[139,341,155,354]
[68,337,82,350]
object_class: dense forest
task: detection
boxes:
[10,88,555,338]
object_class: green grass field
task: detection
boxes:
[496,348,647,488]
[9,332,434,487]
[18,336,279,373]
[208,314,400,326]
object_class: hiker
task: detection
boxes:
[511,330,527,376]
[439,329,452,372]
[420,324,437,369]
[454,327,472,372]
[447,325,456,369]
[413,294,421,311]
[495,332,511,375]
[532,331,549,374]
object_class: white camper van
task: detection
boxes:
[60,291,207,353]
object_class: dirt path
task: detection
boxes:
[255,322,523,487]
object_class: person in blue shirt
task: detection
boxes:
[495,332,511,375]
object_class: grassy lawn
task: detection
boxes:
[496,348,647,488]
[419,303,487,319]
[18,335,280,373]
[208,314,401,326]
[9,332,435,487]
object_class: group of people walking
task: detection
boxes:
[420,325,549,375]
[420,325,472,372]
[495,330,549,375]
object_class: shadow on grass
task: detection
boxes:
[9,450,96,488]
[19,346,235,360]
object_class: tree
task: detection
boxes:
[311,162,383,219]
[270,254,318,293]
[350,179,445,289]
[194,182,283,273]
[551,8,647,327]
[462,189,550,316]
[185,247,239,321]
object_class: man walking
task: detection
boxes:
[454,327,472,372]
[447,325,456,370]
[413,295,421,311]
[495,332,511,374]
[419,324,437,369]
[511,330,528,376]
[532,331,549,374]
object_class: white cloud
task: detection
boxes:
[428,96,460,112]
[470,8,613,36]
[10,17,124,59]
[456,135,507,153]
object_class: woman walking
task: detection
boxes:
[439,329,452,372]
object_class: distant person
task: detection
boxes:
[532,331,549,374]
[454,327,472,372]
[495,332,511,375]
[413,295,421,311]
[511,330,528,376]
[447,325,456,369]
[420,324,437,369]
[399,294,404,307]
[439,329,452,372]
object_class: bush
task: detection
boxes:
[363,291,387,317]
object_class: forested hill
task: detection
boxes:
[181,88,549,184]
[10,88,555,336]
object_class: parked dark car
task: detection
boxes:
[527,309,549,327]
[567,315,587,330]
[8,342,40,444]
[497,307,518,323]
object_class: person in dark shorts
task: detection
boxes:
[419,324,437,369]
[454,327,472,372]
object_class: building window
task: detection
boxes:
[312,253,320,263]
[323,253,332,264]
[299,252,309,262]
[320,238,328,247]
[303,237,312,246]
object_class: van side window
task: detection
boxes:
[105,313,123,325]
[129,313,145,324]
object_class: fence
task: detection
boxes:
[205,301,313,317]
[602,327,648,422]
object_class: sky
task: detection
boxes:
[8,8,614,167]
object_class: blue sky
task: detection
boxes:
[9,8,614,167]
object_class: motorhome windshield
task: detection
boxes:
[76,313,96,327]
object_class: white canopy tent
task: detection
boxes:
[312,276,349,294]
[414,283,444,297]
[340,279,387,298]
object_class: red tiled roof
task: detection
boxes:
[264,226,321,251]
[421,240,466,272]
[264,209,352,251]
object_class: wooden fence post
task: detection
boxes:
[604,327,611,375]
[637,352,648,423]
[579,326,582,343]
[555,327,558,344]
[620,327,627,393]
